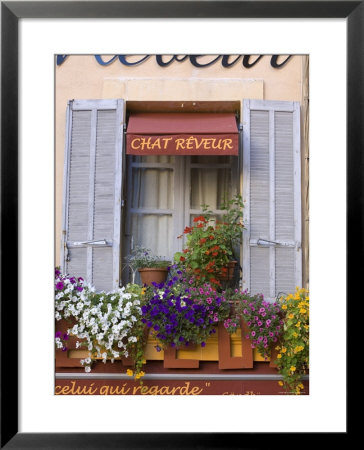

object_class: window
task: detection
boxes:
[61,98,302,298]
[123,154,239,284]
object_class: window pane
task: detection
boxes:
[191,155,231,164]
[190,168,232,209]
[131,214,173,260]
[132,168,174,209]
[132,155,175,164]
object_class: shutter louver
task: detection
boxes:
[242,100,302,301]
[61,99,124,292]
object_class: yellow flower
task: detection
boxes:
[278,381,284,386]
[295,321,301,328]
[135,371,145,379]
[298,383,304,389]
[290,366,296,372]
[281,347,287,353]
[293,332,298,338]
[300,308,307,314]
[294,345,304,353]
[126,369,133,377]
[288,313,294,319]
[282,304,287,310]
[275,346,281,351]
[304,324,309,330]
[277,354,282,359]
[141,288,146,295]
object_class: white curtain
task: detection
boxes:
[132,155,174,259]
[131,155,232,261]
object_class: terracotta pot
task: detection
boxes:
[218,260,237,281]
[138,267,169,286]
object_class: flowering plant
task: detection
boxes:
[54,269,147,380]
[126,246,170,270]
[275,287,309,394]
[140,267,230,349]
[174,194,245,287]
[232,289,283,360]
[55,331,70,352]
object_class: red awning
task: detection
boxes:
[126,113,239,155]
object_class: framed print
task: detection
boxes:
[1,0,359,447]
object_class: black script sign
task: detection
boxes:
[56,54,292,69]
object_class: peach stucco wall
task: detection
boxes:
[55,54,306,266]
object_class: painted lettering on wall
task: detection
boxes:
[54,379,307,395]
[56,54,292,69]
[55,381,204,395]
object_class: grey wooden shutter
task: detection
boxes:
[242,100,302,300]
[61,99,124,292]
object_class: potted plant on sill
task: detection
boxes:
[126,246,170,286]
[174,194,245,288]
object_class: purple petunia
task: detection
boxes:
[56,281,64,291]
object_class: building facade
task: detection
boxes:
[55,54,309,395]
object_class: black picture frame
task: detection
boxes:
[1,1,357,447]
